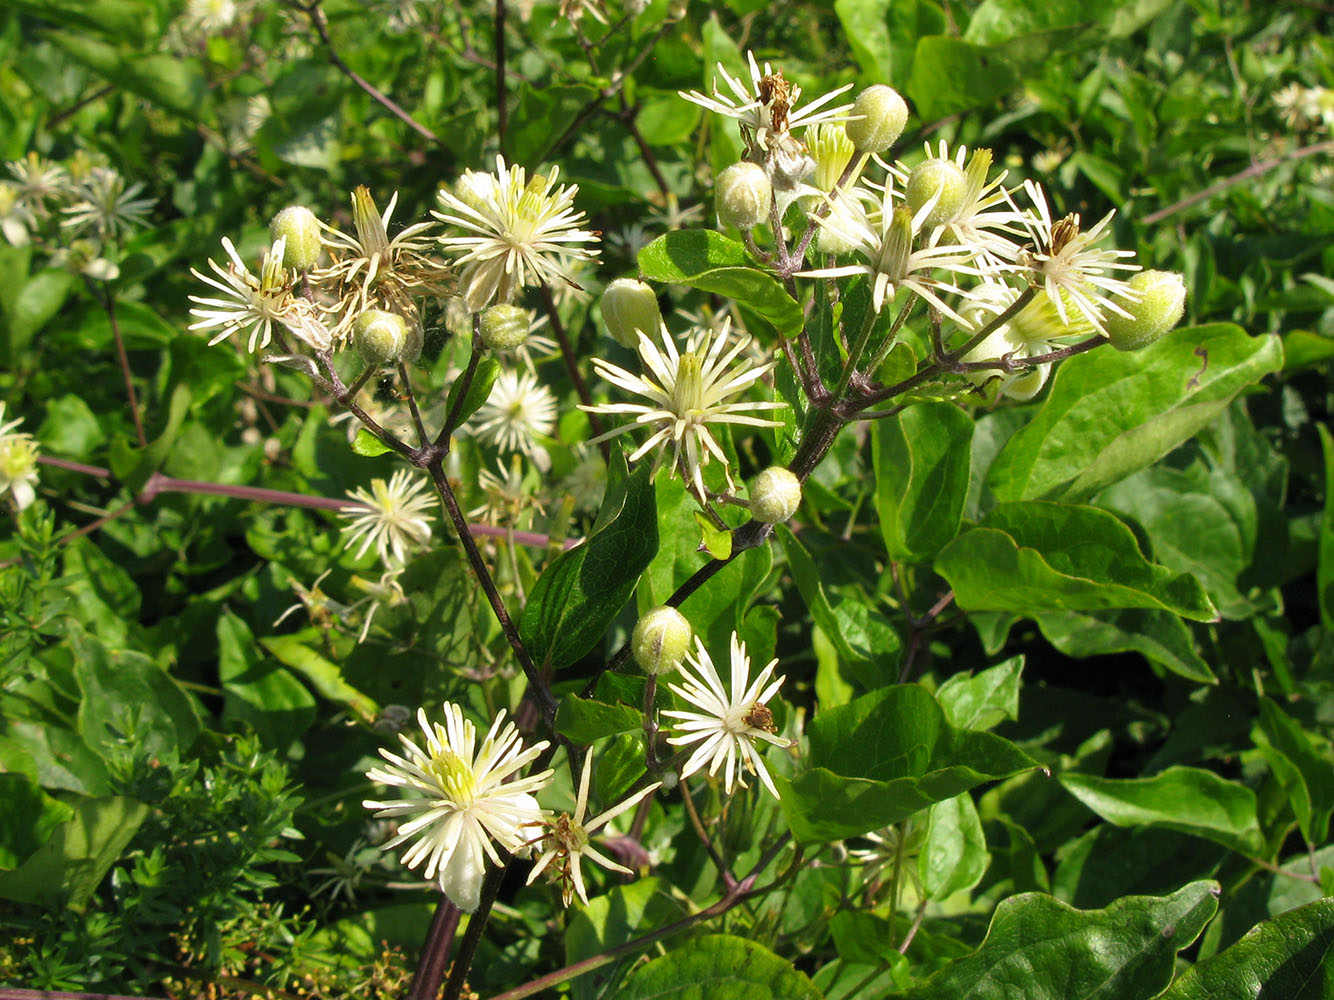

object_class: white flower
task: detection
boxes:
[364,703,553,912]
[318,186,450,331]
[0,182,35,247]
[680,51,854,156]
[189,236,316,353]
[60,167,154,243]
[1015,179,1140,335]
[434,155,601,312]
[339,468,436,566]
[800,181,990,318]
[525,754,660,906]
[7,152,68,214]
[663,632,791,799]
[0,403,40,511]
[583,319,785,501]
[472,369,557,470]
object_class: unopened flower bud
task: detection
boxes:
[602,278,663,349]
[716,161,772,230]
[905,158,966,229]
[845,85,908,154]
[479,304,529,351]
[1104,271,1187,351]
[632,606,692,676]
[353,310,408,365]
[749,466,802,523]
[269,206,322,271]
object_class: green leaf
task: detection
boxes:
[1318,424,1334,633]
[8,0,159,46]
[1033,608,1216,684]
[779,685,1038,841]
[260,635,381,724]
[872,402,974,562]
[520,458,658,669]
[554,695,642,744]
[566,878,685,1000]
[936,656,1023,731]
[920,792,989,900]
[218,610,316,748]
[4,267,75,358]
[836,0,892,80]
[935,501,1217,621]
[896,881,1218,1000]
[905,37,1020,121]
[620,934,823,1000]
[638,230,803,338]
[1060,766,1263,853]
[988,324,1283,502]
[446,358,500,432]
[693,510,733,561]
[1158,898,1334,1000]
[36,393,107,461]
[1254,698,1334,845]
[351,428,394,458]
[108,380,193,492]
[778,525,900,689]
[830,910,898,967]
[75,640,200,766]
[0,794,148,911]
[1283,330,1334,374]
[0,773,75,870]
[44,30,208,118]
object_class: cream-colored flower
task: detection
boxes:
[525,754,660,906]
[680,51,854,156]
[189,236,317,353]
[364,703,553,911]
[663,632,791,799]
[471,370,557,470]
[434,156,600,312]
[1015,179,1139,335]
[339,468,436,566]
[60,167,153,243]
[0,403,40,511]
[583,318,785,500]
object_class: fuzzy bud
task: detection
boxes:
[905,158,967,229]
[269,206,322,272]
[1104,271,1187,351]
[845,85,908,154]
[479,304,530,351]
[353,310,408,365]
[716,161,772,230]
[749,466,802,524]
[602,278,663,349]
[632,606,692,676]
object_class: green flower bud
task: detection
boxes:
[632,606,693,676]
[1104,271,1187,352]
[353,310,408,365]
[749,466,802,524]
[479,304,530,351]
[844,85,908,154]
[905,158,966,229]
[602,278,663,349]
[269,206,322,272]
[716,161,772,230]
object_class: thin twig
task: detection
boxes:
[92,281,146,447]
[537,281,609,456]
[297,0,440,144]
[1141,139,1334,225]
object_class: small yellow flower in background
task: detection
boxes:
[339,468,436,567]
[364,702,553,912]
[663,631,792,799]
[434,155,601,312]
[583,318,785,501]
[0,403,40,511]
[525,754,661,907]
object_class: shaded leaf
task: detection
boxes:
[620,934,823,1000]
